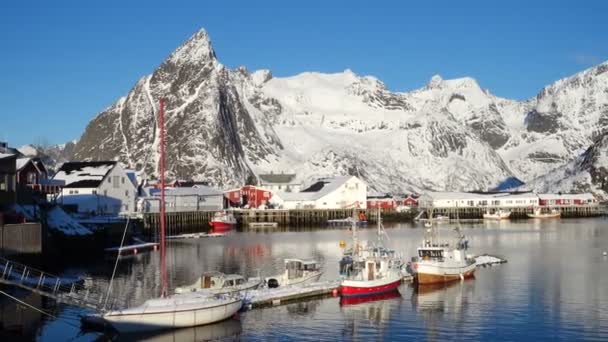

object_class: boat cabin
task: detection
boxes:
[284,259,320,280]
[200,272,246,289]
[418,248,444,260]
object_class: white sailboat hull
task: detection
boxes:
[101,295,242,333]
[414,261,476,285]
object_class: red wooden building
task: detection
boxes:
[395,194,418,207]
[224,185,273,209]
[366,196,396,209]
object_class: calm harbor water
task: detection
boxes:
[2,218,608,341]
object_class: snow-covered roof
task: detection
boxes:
[538,193,596,200]
[278,176,356,201]
[16,157,32,171]
[53,161,116,188]
[0,153,16,160]
[150,185,223,197]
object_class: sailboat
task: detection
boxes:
[410,207,476,285]
[339,210,403,297]
[98,99,242,333]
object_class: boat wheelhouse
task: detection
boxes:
[175,271,262,294]
[266,259,323,288]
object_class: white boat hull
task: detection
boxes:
[102,295,242,333]
[483,211,511,220]
[414,262,476,285]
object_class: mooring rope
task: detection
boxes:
[0,290,81,329]
[104,217,130,311]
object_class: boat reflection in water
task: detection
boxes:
[340,289,402,306]
[108,318,242,341]
[340,289,402,340]
[411,280,475,339]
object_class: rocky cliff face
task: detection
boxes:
[525,132,608,198]
[68,28,608,195]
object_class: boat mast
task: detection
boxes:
[159,98,168,297]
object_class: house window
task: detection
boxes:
[278,185,282,190]
[103,190,107,196]
[69,190,74,194]
[125,190,129,197]
[92,190,97,195]
[122,177,125,184]
[113,176,120,189]
[27,172,36,184]
[108,178,111,183]
[467,201,474,206]
[0,174,6,191]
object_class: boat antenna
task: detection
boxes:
[159,98,168,297]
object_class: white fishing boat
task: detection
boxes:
[527,207,561,218]
[339,210,403,297]
[175,271,262,294]
[483,210,511,220]
[265,259,323,288]
[96,99,242,333]
[410,208,476,285]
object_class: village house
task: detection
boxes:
[224,185,273,209]
[139,185,224,213]
[367,194,396,210]
[395,194,419,207]
[258,173,301,193]
[0,152,17,209]
[52,161,137,215]
[273,176,367,210]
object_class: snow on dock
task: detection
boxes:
[474,254,507,267]
[104,242,159,256]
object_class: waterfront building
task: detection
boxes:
[52,161,137,215]
[273,176,367,209]
[367,194,396,209]
[418,191,540,209]
[538,193,598,206]
[0,152,17,208]
[139,185,224,213]
[258,172,301,193]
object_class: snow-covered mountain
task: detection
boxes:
[18,141,76,173]
[69,28,608,195]
[524,132,608,198]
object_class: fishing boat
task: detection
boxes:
[527,207,561,218]
[483,210,511,220]
[98,99,242,333]
[265,259,323,288]
[339,210,403,297]
[175,272,262,294]
[410,208,476,285]
[209,211,237,232]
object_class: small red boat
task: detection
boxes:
[209,212,236,232]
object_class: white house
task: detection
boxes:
[258,173,301,193]
[273,176,367,209]
[418,191,539,209]
[53,161,137,215]
[139,185,224,213]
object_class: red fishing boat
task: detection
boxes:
[209,211,237,232]
[339,210,403,297]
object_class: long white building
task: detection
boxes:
[418,191,540,209]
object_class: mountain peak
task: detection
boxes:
[428,74,443,88]
[166,28,217,65]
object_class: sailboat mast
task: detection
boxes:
[159,98,168,297]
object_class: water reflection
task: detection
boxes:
[340,289,402,340]
[110,318,242,341]
[12,218,608,340]
[0,290,43,341]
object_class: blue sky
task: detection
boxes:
[1,0,607,147]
